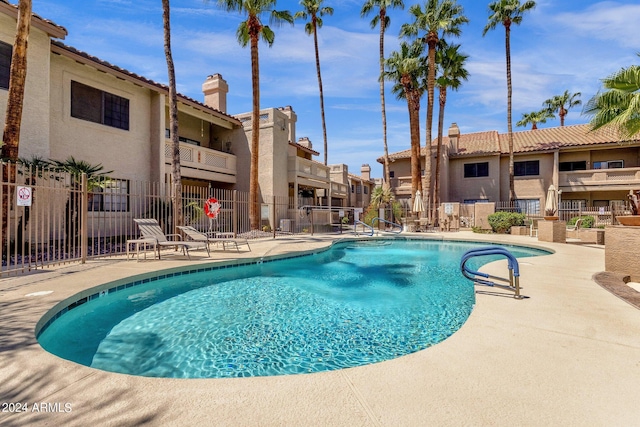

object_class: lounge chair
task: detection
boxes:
[177,226,251,252]
[133,219,210,259]
[566,218,583,232]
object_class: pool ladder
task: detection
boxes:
[353,220,374,236]
[371,217,403,234]
[460,246,522,299]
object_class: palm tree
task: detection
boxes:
[383,41,426,200]
[216,0,293,230]
[294,0,333,166]
[584,63,640,139]
[483,0,536,202]
[434,42,468,219]
[52,157,112,251]
[400,0,467,217]
[516,109,554,130]
[2,0,32,245]
[361,0,404,187]
[544,90,581,127]
[162,0,183,232]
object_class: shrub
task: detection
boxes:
[567,215,594,228]
[488,211,526,234]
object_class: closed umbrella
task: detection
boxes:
[412,190,424,214]
[544,184,558,217]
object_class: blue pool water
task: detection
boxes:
[37,239,547,378]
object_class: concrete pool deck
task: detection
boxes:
[1,231,639,426]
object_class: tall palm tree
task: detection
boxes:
[544,90,581,127]
[361,0,404,187]
[162,0,183,231]
[434,42,468,219]
[383,41,426,199]
[400,0,467,217]
[516,109,554,130]
[584,62,640,139]
[294,0,333,166]
[483,0,536,202]
[2,0,32,245]
[216,0,293,229]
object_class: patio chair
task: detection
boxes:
[177,226,251,252]
[133,219,210,259]
[529,219,539,238]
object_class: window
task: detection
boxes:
[514,160,539,176]
[351,184,354,193]
[89,180,129,212]
[593,160,623,169]
[364,186,368,195]
[464,162,489,178]
[71,81,130,130]
[0,41,11,90]
[356,184,362,194]
[559,161,586,171]
[389,171,395,178]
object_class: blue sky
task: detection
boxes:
[32,0,640,179]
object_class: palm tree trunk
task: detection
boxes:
[162,0,183,231]
[2,0,32,246]
[249,32,261,230]
[560,106,566,126]
[312,19,328,166]
[407,85,421,197]
[505,23,515,202]
[379,9,391,188]
[435,86,447,226]
[426,34,437,221]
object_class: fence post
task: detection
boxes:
[233,190,238,237]
[272,195,276,239]
[80,172,88,264]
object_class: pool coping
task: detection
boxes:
[2,232,640,426]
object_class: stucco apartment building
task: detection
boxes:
[0,2,374,228]
[382,122,640,214]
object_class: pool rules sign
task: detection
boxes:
[17,186,32,206]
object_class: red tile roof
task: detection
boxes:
[0,1,67,39]
[379,124,639,162]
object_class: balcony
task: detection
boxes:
[559,167,640,192]
[288,156,330,189]
[390,176,413,196]
[331,181,348,198]
[165,141,236,183]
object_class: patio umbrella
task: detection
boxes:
[412,190,425,214]
[545,184,558,217]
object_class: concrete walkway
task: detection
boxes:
[1,232,639,426]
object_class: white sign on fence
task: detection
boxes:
[17,186,32,207]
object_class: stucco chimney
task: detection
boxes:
[448,122,460,153]
[297,137,312,149]
[202,74,228,113]
[361,164,371,181]
[278,106,297,142]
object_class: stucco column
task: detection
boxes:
[553,150,559,189]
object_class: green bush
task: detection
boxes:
[567,215,594,228]
[488,211,526,234]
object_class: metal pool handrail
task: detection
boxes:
[370,217,403,234]
[460,246,522,299]
[353,220,374,236]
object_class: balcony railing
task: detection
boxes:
[559,167,640,190]
[288,156,330,187]
[389,176,412,196]
[165,141,236,181]
[331,181,348,197]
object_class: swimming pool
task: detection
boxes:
[37,239,547,378]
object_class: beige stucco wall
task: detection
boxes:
[449,155,501,202]
[511,153,554,207]
[49,54,156,183]
[0,14,53,159]
[605,225,640,281]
